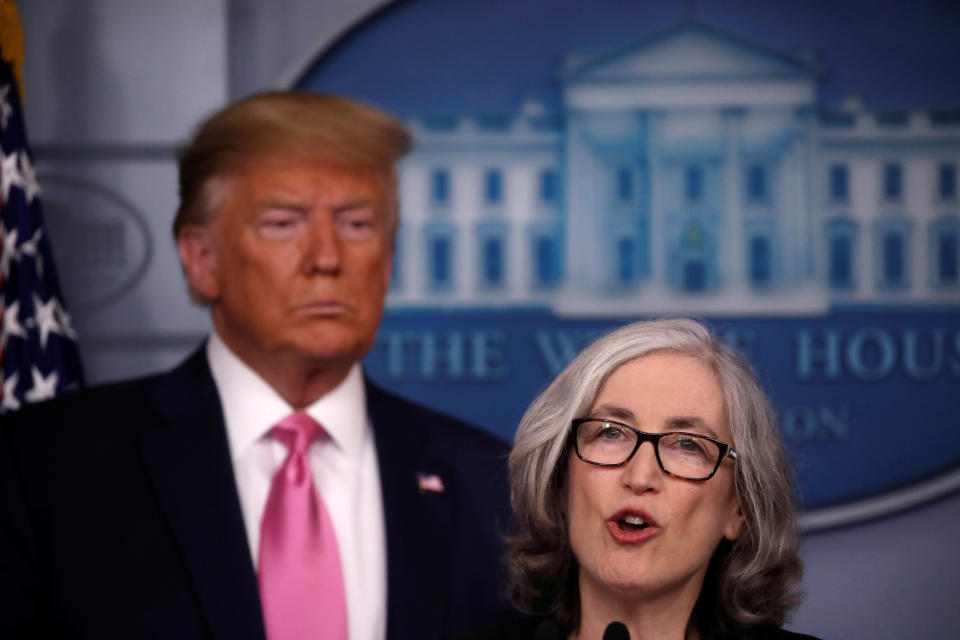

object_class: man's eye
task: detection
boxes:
[260,211,298,225]
[258,213,303,238]
[337,211,378,237]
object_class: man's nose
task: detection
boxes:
[621,440,662,494]
[304,213,342,274]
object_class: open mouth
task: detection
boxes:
[618,514,650,532]
[607,509,659,542]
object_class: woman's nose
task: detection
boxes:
[621,440,662,493]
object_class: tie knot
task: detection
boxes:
[270,412,324,455]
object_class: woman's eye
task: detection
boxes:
[599,426,624,440]
[674,437,708,456]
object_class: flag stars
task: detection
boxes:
[1,299,27,349]
[19,228,44,277]
[0,84,11,130]
[56,300,78,340]
[24,366,59,404]
[0,295,76,350]
[1,373,21,413]
[33,294,70,349]
[2,149,24,201]
[19,153,41,202]
[1,67,82,413]
[1,225,18,278]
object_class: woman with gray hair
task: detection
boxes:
[495,318,820,640]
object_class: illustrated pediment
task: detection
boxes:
[563,20,818,83]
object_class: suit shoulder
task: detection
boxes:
[3,346,210,441]
[0,365,186,454]
[366,381,509,456]
[5,374,157,423]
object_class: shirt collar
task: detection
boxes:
[207,331,369,461]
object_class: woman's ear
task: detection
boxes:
[724,503,745,541]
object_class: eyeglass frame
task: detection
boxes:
[570,417,738,481]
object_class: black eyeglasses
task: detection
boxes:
[571,418,738,481]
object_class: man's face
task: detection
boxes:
[181,158,394,375]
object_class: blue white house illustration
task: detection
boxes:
[387,21,960,315]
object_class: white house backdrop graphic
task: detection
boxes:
[380,22,959,314]
[298,15,960,526]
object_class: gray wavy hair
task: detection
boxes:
[507,318,802,635]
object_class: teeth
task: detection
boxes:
[623,514,646,526]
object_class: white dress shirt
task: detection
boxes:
[207,333,387,640]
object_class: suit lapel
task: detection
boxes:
[139,347,266,640]
[367,382,457,640]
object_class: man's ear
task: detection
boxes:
[177,226,220,302]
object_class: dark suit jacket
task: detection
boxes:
[0,347,514,639]
[468,617,825,640]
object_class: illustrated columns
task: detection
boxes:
[722,108,746,291]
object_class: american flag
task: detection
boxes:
[417,471,445,494]
[1,21,84,414]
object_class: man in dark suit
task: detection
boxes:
[0,92,513,639]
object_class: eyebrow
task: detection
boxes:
[664,416,719,439]
[590,404,636,422]
[255,198,310,213]
[590,404,719,438]
[253,197,377,214]
[331,198,375,214]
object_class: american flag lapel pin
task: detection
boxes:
[417,471,445,494]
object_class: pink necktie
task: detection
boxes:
[258,413,348,640]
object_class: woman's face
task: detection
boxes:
[565,352,744,605]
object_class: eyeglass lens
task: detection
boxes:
[575,419,723,480]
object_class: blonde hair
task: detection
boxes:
[172,90,412,237]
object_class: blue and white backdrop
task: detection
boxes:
[294,3,960,530]
[17,1,960,638]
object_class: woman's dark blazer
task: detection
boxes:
[466,616,824,640]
